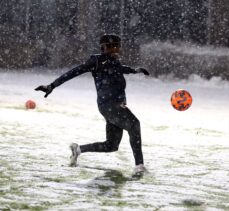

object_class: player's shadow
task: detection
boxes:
[86,168,143,197]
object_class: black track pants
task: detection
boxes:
[80,103,144,165]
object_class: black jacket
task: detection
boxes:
[51,53,137,106]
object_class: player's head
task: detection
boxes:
[100,34,121,55]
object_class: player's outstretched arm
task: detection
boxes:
[35,56,96,98]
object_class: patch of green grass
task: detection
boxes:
[182,199,204,207]
[0,207,11,211]
[9,202,45,211]
[0,169,11,196]
[78,169,97,179]
[44,177,66,183]
[102,199,128,207]
[150,125,169,131]
[3,105,25,110]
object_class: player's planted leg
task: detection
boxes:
[99,104,146,172]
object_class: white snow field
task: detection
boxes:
[0,71,229,211]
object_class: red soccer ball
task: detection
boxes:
[25,100,36,109]
[171,89,192,111]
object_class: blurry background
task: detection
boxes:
[0,0,229,79]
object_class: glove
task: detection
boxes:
[35,84,54,98]
[136,68,150,76]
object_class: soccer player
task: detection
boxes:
[35,34,149,173]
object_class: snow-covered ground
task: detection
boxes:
[0,71,229,210]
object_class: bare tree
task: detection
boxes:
[209,0,229,46]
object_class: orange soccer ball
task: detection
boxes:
[25,100,36,109]
[170,89,192,111]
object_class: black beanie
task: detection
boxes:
[99,34,121,45]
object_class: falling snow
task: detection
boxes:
[0,1,229,210]
[0,72,229,210]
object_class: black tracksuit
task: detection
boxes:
[51,53,144,165]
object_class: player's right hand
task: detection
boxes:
[35,84,54,98]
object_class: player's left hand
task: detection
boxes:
[136,68,150,76]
